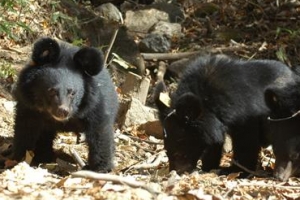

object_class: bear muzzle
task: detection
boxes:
[50,105,71,121]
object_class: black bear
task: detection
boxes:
[12,37,118,172]
[155,55,300,175]
[265,86,300,181]
[267,115,300,181]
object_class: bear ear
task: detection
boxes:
[175,93,202,121]
[31,37,60,65]
[73,47,104,76]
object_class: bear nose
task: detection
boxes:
[57,107,69,118]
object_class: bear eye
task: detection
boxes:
[290,152,299,161]
[67,89,76,97]
[48,88,58,96]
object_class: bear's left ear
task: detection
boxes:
[175,93,202,121]
[74,47,104,76]
[31,37,60,66]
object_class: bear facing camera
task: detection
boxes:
[12,37,119,172]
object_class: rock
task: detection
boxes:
[137,120,163,139]
[90,0,124,7]
[139,33,171,53]
[94,3,121,22]
[117,97,159,128]
[149,2,185,23]
[60,0,145,75]
[124,2,184,35]
[125,9,169,34]
[119,72,150,105]
[150,21,182,39]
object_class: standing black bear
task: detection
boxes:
[12,37,118,172]
[265,87,300,181]
[155,55,300,175]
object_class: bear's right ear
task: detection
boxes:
[31,37,60,66]
[73,47,104,76]
[175,93,202,121]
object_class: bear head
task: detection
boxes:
[154,82,222,174]
[18,37,105,121]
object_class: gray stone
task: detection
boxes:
[150,2,185,23]
[125,9,169,34]
[124,98,159,127]
[150,21,182,38]
[94,3,122,22]
[139,33,171,53]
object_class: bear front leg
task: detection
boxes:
[229,118,261,174]
[12,108,44,162]
[201,142,223,172]
[85,122,115,172]
[32,130,56,164]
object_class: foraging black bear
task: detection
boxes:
[12,37,118,172]
[265,86,300,181]
[267,115,300,181]
[155,55,300,175]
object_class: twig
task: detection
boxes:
[130,151,165,170]
[157,61,167,81]
[0,47,24,54]
[104,29,119,66]
[71,170,159,194]
[69,148,85,168]
[132,143,156,154]
[141,51,201,60]
[104,12,124,66]
[238,182,300,190]
[126,135,163,145]
[141,46,250,61]
[231,159,268,178]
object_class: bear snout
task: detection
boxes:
[51,105,71,121]
[169,159,196,174]
[57,106,70,118]
[274,160,293,181]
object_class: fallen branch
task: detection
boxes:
[104,12,124,66]
[238,182,300,190]
[132,143,156,154]
[231,159,268,178]
[141,51,201,60]
[156,61,167,81]
[104,28,119,66]
[71,170,159,194]
[70,148,85,168]
[130,151,165,170]
[126,135,163,145]
[141,46,249,61]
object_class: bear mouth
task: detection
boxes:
[48,107,71,122]
[51,114,70,122]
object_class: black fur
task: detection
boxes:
[155,55,300,175]
[265,74,300,181]
[13,38,118,172]
[268,116,300,181]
